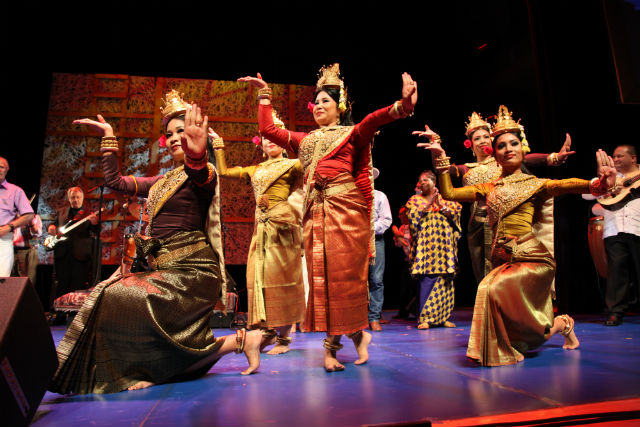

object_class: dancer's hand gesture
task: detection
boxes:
[73,114,115,137]
[181,103,208,160]
[238,73,268,89]
[414,125,444,158]
[401,73,418,114]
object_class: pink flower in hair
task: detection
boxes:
[252,136,262,146]
[158,135,167,147]
[482,146,493,155]
[463,139,472,149]
[307,102,315,113]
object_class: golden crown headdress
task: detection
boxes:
[316,63,348,113]
[160,89,188,126]
[272,109,285,129]
[465,112,490,137]
[491,105,530,153]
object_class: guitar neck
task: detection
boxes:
[61,209,102,234]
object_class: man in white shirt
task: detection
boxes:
[368,168,392,331]
[599,145,640,326]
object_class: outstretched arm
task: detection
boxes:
[74,115,159,196]
[209,127,253,180]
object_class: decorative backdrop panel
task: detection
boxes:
[38,73,316,265]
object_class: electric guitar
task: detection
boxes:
[599,170,640,210]
[44,208,103,250]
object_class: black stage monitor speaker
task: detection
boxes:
[0,277,58,426]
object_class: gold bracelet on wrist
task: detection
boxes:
[434,156,451,172]
[211,137,225,149]
[100,136,119,152]
[257,87,272,100]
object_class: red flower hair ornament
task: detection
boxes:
[463,139,472,149]
[307,102,315,113]
[252,136,262,146]
[158,135,167,147]
[482,146,493,156]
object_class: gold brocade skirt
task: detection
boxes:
[467,232,556,366]
[467,205,493,284]
[49,230,223,394]
[246,201,305,328]
[303,173,370,335]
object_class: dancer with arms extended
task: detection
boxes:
[416,105,615,366]
[50,91,261,395]
[211,112,305,355]
[239,64,417,371]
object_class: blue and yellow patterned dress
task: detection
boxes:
[406,194,462,326]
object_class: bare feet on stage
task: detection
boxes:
[352,330,372,365]
[417,323,429,329]
[128,381,154,391]
[443,321,456,328]
[266,343,290,355]
[241,330,262,375]
[550,315,580,350]
[324,350,345,372]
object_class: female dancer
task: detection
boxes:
[49,90,261,394]
[239,64,417,371]
[418,113,575,283]
[405,170,462,329]
[210,112,305,355]
[416,105,615,366]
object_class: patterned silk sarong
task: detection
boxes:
[303,172,370,335]
[247,200,305,328]
[49,230,223,394]
[466,232,555,366]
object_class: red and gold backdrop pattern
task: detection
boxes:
[38,73,316,265]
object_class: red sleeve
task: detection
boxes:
[258,104,308,154]
[354,105,395,148]
[102,153,160,197]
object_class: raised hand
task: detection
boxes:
[413,125,445,157]
[596,149,617,190]
[181,103,208,160]
[73,114,115,137]
[237,72,268,89]
[557,133,576,163]
[401,72,418,113]
[207,127,220,140]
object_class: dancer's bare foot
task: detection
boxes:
[352,330,372,365]
[241,330,262,375]
[560,316,580,350]
[417,323,429,329]
[443,321,456,328]
[324,350,345,372]
[266,344,290,355]
[128,381,154,391]
[516,353,524,363]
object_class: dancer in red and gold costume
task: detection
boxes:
[49,91,262,395]
[416,105,615,366]
[239,64,417,371]
[212,111,305,355]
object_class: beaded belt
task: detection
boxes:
[311,181,357,203]
[149,240,208,269]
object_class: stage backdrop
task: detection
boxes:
[38,73,316,265]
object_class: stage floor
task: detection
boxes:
[32,309,640,427]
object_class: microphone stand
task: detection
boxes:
[90,184,104,285]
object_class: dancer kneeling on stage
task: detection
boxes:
[49,91,261,395]
[415,105,616,366]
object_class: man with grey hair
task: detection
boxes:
[0,157,34,277]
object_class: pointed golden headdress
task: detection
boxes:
[491,105,530,153]
[272,108,285,129]
[465,112,490,137]
[160,89,189,126]
[316,63,348,113]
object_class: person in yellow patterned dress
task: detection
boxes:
[210,112,305,355]
[406,170,462,329]
[416,105,616,366]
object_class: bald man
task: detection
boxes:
[0,157,34,277]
